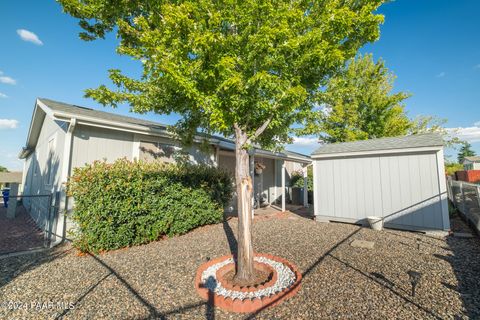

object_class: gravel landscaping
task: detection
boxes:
[1,212,480,319]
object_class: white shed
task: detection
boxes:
[311,133,450,231]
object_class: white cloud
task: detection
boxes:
[447,122,480,143]
[0,119,19,129]
[16,29,43,45]
[0,76,16,85]
[292,136,319,146]
[436,72,446,78]
[0,93,7,98]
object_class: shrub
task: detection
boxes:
[290,167,313,191]
[68,159,233,253]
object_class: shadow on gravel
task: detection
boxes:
[0,246,72,289]
[328,254,442,319]
[441,216,480,319]
[222,216,237,258]
[245,228,362,319]
[55,252,215,320]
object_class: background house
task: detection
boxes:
[462,156,480,170]
[19,98,311,242]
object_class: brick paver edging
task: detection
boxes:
[194,253,302,313]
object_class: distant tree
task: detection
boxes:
[58,0,386,283]
[408,115,461,148]
[444,161,463,176]
[458,142,476,163]
[300,54,411,143]
[0,166,8,172]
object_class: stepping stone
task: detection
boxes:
[350,240,375,249]
[453,232,474,239]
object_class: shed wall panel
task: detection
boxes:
[313,151,447,231]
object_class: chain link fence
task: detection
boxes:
[3,192,59,248]
[448,178,480,233]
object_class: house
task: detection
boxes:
[311,134,450,231]
[462,156,480,170]
[19,98,311,242]
[0,171,23,188]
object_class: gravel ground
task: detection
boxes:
[1,212,480,319]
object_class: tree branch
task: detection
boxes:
[253,116,273,139]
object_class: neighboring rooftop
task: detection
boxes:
[463,156,480,162]
[312,133,444,156]
[0,172,23,183]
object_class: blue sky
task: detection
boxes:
[0,0,479,170]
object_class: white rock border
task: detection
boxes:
[200,256,296,300]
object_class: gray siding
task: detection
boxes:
[22,117,67,228]
[71,125,134,169]
[314,151,447,231]
[135,134,216,166]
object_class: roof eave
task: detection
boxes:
[312,145,443,159]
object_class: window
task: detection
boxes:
[45,136,56,186]
[139,141,177,163]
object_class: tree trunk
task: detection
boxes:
[233,130,255,282]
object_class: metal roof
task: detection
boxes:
[312,133,443,156]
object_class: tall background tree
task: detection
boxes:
[300,54,411,143]
[58,0,385,283]
[458,142,476,163]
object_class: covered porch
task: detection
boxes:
[216,145,311,215]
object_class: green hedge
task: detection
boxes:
[68,159,233,253]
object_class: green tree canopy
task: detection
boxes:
[0,166,7,172]
[458,142,476,163]
[300,54,411,143]
[58,0,386,282]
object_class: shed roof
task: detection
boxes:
[0,172,23,183]
[312,133,443,156]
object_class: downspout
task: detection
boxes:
[51,118,76,247]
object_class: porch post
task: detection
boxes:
[250,152,255,219]
[281,161,286,212]
[303,167,309,208]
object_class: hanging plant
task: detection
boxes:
[254,162,266,175]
